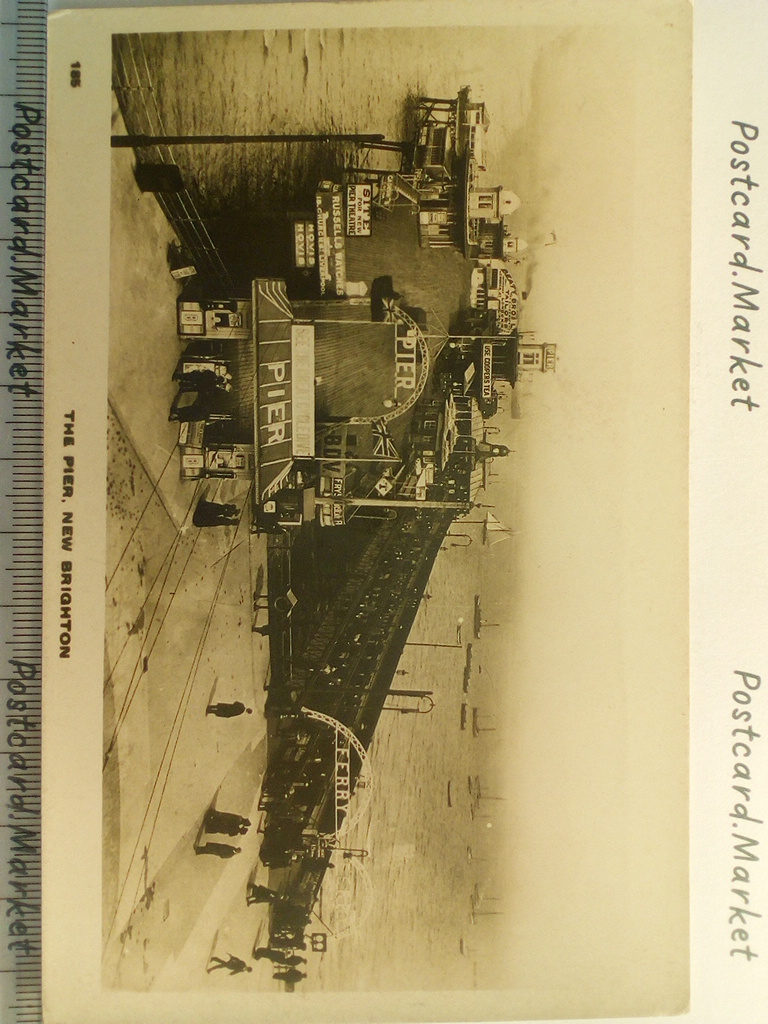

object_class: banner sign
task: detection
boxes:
[291,323,316,458]
[293,219,317,269]
[507,285,519,325]
[253,278,296,500]
[395,332,418,396]
[319,426,353,498]
[377,173,395,208]
[346,183,372,236]
[319,498,346,527]
[481,342,493,400]
[315,186,347,296]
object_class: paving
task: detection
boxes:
[104,139,273,990]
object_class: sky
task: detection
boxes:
[458,6,692,1015]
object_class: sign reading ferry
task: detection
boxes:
[315,185,347,296]
[345,183,372,236]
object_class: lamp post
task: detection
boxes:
[383,689,435,715]
[112,131,391,148]
[404,641,462,649]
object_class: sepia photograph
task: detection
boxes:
[44,2,692,1020]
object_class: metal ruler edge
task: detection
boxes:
[0,0,46,1019]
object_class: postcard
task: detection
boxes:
[42,2,693,1021]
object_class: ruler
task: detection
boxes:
[0,0,46,1017]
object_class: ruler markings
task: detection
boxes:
[3,0,44,1018]
[1,0,45,1016]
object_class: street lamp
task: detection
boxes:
[404,640,462,649]
[112,131,392,148]
[383,690,435,714]
[446,532,472,546]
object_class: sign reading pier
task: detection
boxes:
[252,279,315,502]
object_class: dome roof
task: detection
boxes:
[498,190,521,214]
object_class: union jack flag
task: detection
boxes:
[371,421,399,461]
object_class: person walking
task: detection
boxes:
[246,883,288,906]
[273,967,307,984]
[276,954,306,967]
[207,954,252,975]
[204,809,251,836]
[253,947,307,966]
[206,701,253,718]
[174,368,232,392]
[193,498,240,528]
[195,842,242,858]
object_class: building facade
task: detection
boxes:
[469,259,520,335]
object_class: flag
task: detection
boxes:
[371,421,399,460]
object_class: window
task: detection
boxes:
[521,350,541,367]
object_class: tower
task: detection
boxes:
[517,341,557,372]
[467,185,521,221]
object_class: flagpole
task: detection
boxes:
[319,456,401,464]
[329,496,473,511]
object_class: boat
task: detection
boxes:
[472,707,497,736]
[462,642,473,692]
[482,510,514,546]
[473,594,499,637]
[469,883,502,922]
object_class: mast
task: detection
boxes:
[317,496,472,511]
